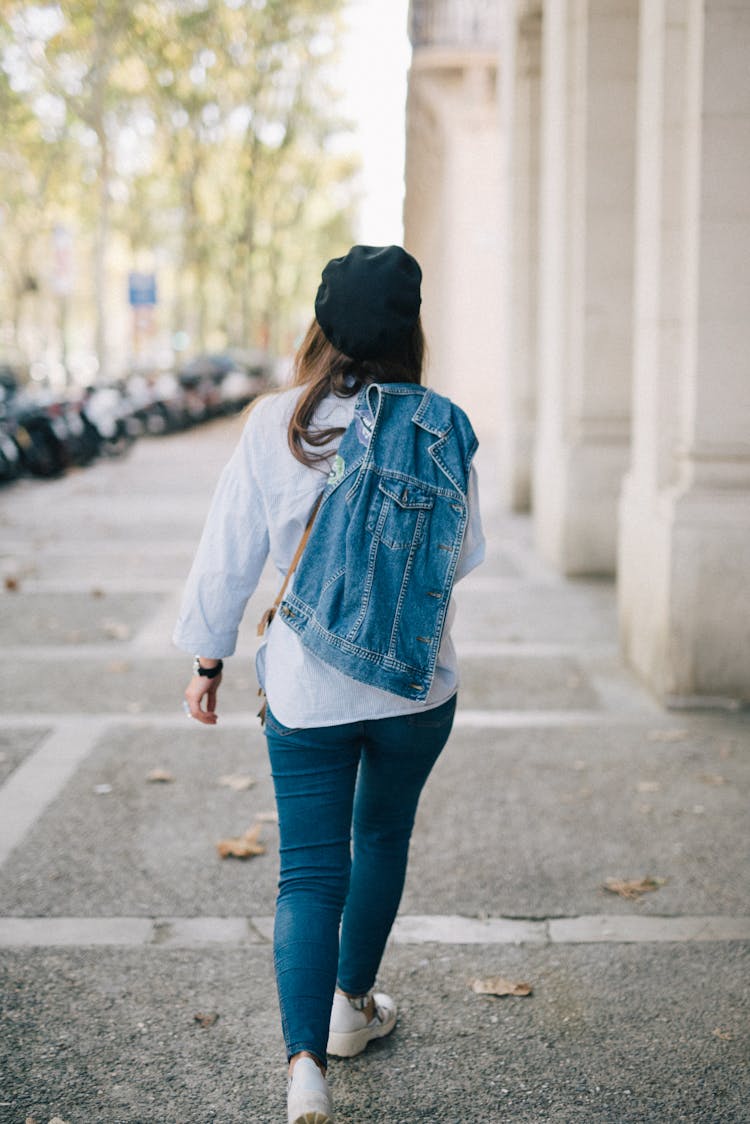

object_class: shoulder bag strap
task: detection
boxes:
[257,493,323,636]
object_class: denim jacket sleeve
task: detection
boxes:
[172,407,270,658]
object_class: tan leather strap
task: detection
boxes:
[257,494,323,636]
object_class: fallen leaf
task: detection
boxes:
[470,977,533,998]
[216,823,266,859]
[4,575,20,591]
[193,1012,219,1028]
[713,1027,733,1041]
[107,660,130,674]
[217,773,256,792]
[103,619,131,640]
[603,876,667,900]
[699,773,726,786]
[647,728,689,742]
[560,787,592,803]
[636,780,661,793]
[147,768,175,783]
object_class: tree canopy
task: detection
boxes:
[0,0,358,381]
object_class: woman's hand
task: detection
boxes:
[184,670,223,725]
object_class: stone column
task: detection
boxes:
[534,0,639,573]
[618,0,750,702]
[404,43,503,450]
[498,1,543,511]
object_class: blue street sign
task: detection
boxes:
[128,272,157,307]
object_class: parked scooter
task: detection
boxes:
[0,372,24,484]
[6,395,67,478]
[82,384,137,457]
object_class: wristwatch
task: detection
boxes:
[193,656,224,679]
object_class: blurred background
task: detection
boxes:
[1,0,749,705]
[0,0,410,388]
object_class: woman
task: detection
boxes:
[174,245,484,1124]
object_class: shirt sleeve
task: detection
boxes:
[172,408,270,658]
[454,464,485,583]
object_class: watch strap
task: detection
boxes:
[193,656,223,679]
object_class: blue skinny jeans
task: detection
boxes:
[265,694,456,1065]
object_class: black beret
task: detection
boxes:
[314,244,422,360]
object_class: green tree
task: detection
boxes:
[0,0,357,379]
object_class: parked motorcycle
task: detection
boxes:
[82,384,137,457]
[7,396,67,478]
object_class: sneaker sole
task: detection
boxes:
[327,1012,397,1058]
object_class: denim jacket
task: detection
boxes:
[277,383,478,700]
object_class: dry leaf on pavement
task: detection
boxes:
[103,619,131,640]
[106,660,130,674]
[470,977,533,998]
[147,768,175,783]
[193,1012,219,1028]
[712,1027,733,1041]
[603,876,667,899]
[647,728,689,742]
[216,823,266,859]
[217,773,256,792]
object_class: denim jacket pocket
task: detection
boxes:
[366,478,435,551]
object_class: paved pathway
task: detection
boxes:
[0,418,748,1123]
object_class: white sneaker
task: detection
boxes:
[326,989,398,1058]
[287,1056,334,1124]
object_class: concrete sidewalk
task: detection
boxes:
[0,418,748,1123]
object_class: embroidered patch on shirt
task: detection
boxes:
[328,453,345,485]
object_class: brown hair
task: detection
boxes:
[288,318,425,467]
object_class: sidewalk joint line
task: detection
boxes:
[0,709,655,731]
[0,914,748,948]
[0,720,109,869]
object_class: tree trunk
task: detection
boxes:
[93,130,110,380]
